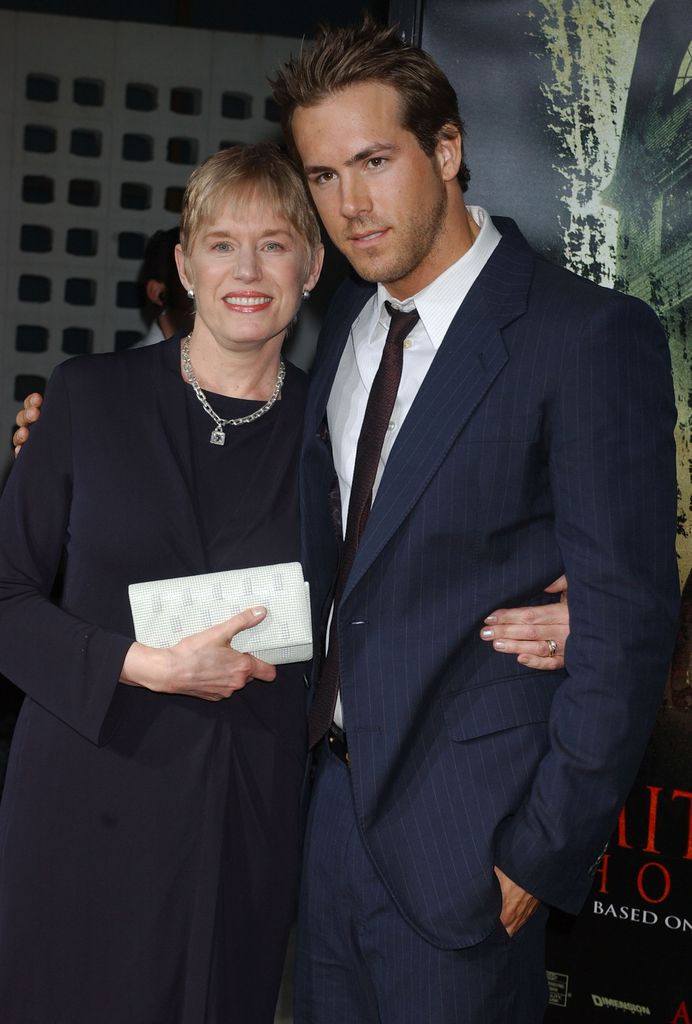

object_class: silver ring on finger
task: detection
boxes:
[546,639,558,658]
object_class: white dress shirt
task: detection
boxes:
[327,206,501,728]
[130,321,165,349]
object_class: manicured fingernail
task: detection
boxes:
[481,628,494,638]
[484,615,497,623]
[494,640,506,650]
[251,607,266,617]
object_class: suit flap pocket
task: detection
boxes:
[444,671,561,741]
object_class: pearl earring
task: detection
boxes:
[302,290,311,300]
[186,288,195,299]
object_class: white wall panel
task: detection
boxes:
[0,11,303,434]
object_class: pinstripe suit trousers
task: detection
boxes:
[294,747,549,1024]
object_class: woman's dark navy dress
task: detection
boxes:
[0,339,308,1023]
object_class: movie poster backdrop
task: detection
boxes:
[411,0,690,1018]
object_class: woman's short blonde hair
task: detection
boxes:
[179,143,322,270]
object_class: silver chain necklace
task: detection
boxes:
[181,334,286,446]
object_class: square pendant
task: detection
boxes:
[210,427,226,446]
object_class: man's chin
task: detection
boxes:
[347,253,402,285]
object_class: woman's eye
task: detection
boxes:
[214,242,231,252]
[264,242,284,253]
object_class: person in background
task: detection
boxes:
[132,226,194,347]
[0,143,322,1024]
[271,18,679,1023]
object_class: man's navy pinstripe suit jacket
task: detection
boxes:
[299,217,680,950]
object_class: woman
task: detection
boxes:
[0,144,322,1024]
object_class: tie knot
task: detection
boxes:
[384,301,419,344]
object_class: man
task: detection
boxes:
[131,227,193,347]
[271,18,679,1022]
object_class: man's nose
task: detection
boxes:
[340,175,372,219]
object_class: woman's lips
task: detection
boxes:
[223,293,273,312]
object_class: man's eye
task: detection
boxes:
[368,157,386,169]
[314,171,335,185]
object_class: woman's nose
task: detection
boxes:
[233,248,261,282]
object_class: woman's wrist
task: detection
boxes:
[120,642,173,691]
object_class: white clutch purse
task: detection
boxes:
[128,561,312,664]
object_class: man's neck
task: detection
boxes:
[385,191,479,300]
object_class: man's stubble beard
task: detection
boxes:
[345,182,448,288]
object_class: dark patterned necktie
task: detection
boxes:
[308,302,420,748]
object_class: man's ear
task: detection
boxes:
[435,125,462,182]
[145,278,166,307]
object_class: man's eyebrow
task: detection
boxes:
[349,142,398,164]
[303,142,399,175]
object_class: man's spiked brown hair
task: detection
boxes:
[271,15,471,191]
